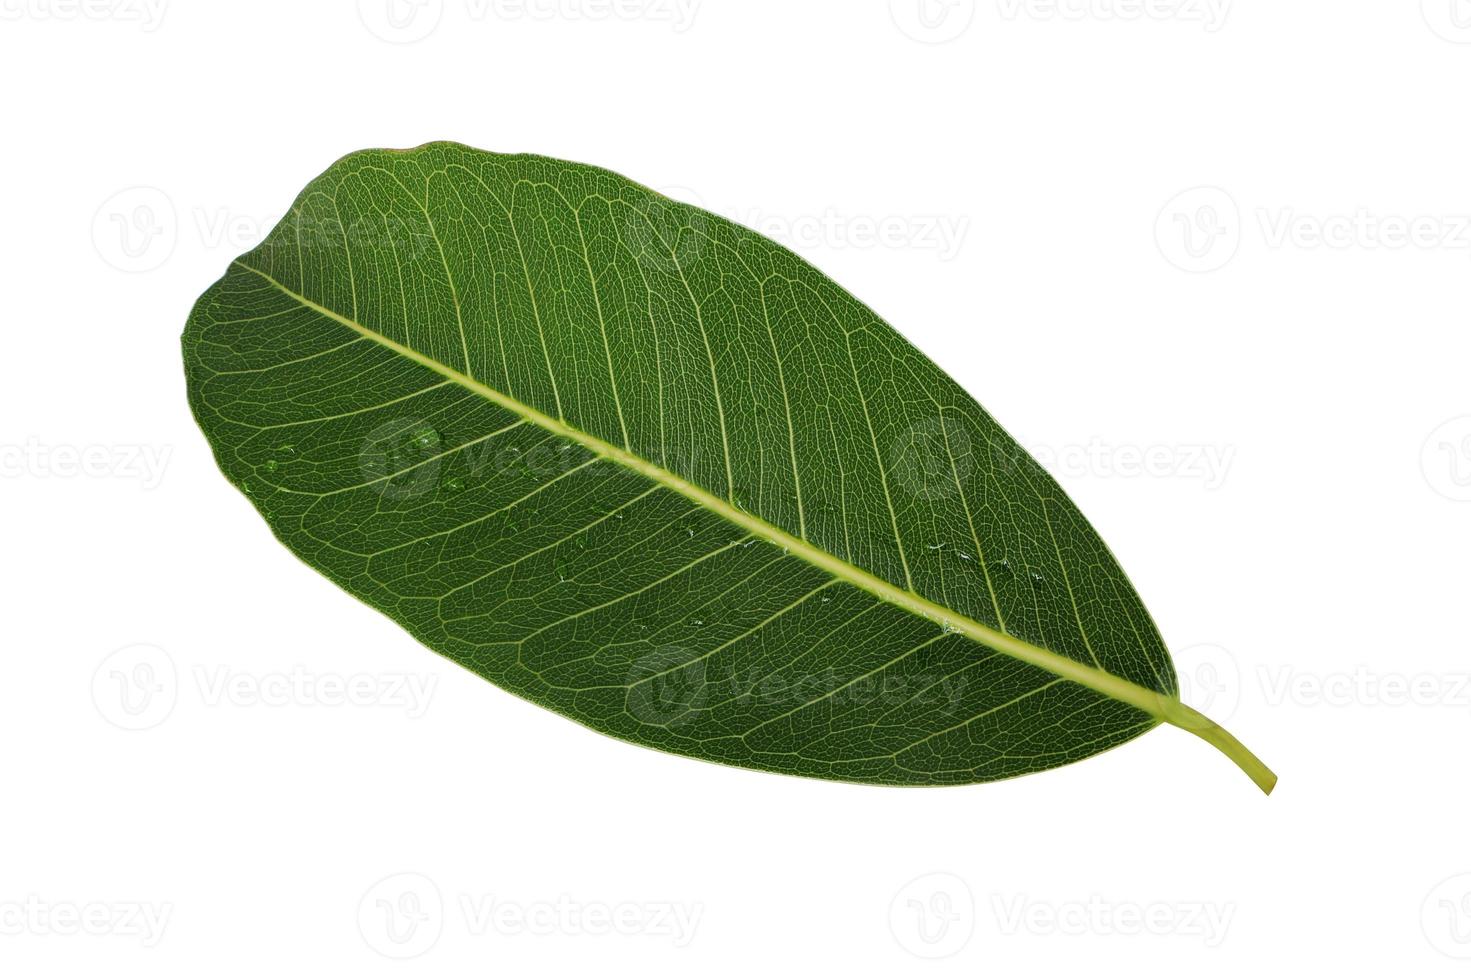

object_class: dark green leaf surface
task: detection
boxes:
[183,142,1273,790]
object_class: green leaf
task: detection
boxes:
[182,142,1274,793]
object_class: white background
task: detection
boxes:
[2,0,1469,975]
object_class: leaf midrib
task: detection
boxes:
[231,259,1180,725]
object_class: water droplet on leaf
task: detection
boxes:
[409,426,441,450]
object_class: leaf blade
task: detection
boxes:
[183,142,1272,790]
